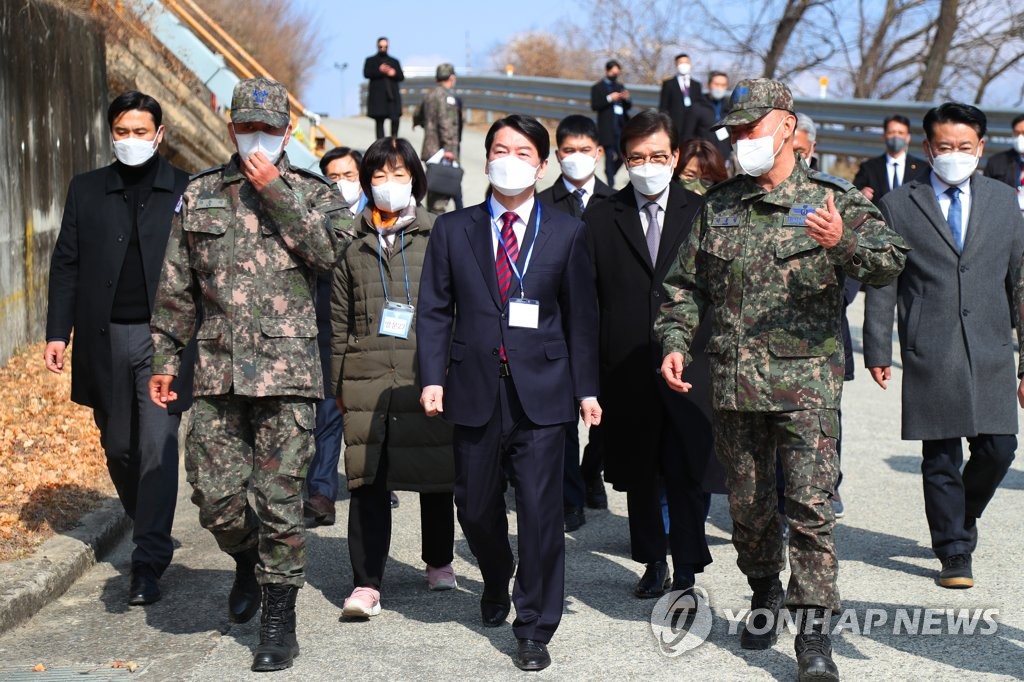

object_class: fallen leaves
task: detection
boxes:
[111,660,138,672]
[32,663,46,672]
[0,342,114,561]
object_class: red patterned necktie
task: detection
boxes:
[496,211,520,361]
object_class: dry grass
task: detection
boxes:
[0,342,114,562]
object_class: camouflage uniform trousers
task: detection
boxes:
[713,408,841,611]
[185,395,317,587]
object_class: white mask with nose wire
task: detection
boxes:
[487,156,539,195]
[234,129,286,164]
[734,116,787,177]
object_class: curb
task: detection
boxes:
[0,497,129,635]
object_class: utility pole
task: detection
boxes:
[333,61,348,117]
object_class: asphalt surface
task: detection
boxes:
[1,117,1022,680]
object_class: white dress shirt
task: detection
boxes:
[489,194,534,256]
[562,176,597,209]
[633,186,670,237]
[930,171,972,243]
[885,153,906,189]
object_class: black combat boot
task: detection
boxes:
[251,584,300,672]
[795,607,839,681]
[228,546,261,623]
[740,574,785,649]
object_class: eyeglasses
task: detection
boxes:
[625,153,672,167]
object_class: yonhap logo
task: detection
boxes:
[650,587,713,656]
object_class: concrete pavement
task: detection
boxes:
[1,118,1022,680]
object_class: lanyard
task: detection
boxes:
[489,203,541,298]
[376,231,411,305]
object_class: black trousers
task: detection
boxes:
[453,377,566,644]
[93,322,180,576]
[348,444,455,589]
[921,435,1016,558]
[625,407,713,583]
[580,423,605,482]
[373,116,399,139]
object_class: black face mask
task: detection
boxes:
[378,47,388,55]
[607,73,618,82]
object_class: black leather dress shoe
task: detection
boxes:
[513,639,551,671]
[480,592,511,627]
[564,505,586,532]
[634,561,671,599]
[584,476,608,510]
[128,564,161,606]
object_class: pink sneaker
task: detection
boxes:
[342,586,381,617]
[426,564,458,591]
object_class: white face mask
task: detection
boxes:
[1014,134,1024,155]
[676,63,691,77]
[234,130,286,164]
[929,149,981,186]
[559,152,597,182]
[710,87,728,100]
[112,128,162,167]
[336,179,362,206]
[734,116,786,177]
[371,180,413,212]
[628,162,674,196]
[487,156,539,195]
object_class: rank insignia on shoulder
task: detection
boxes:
[809,170,854,191]
[709,216,740,227]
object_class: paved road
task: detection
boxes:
[1,118,1021,680]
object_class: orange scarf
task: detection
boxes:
[371,207,399,230]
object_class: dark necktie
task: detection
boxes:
[495,212,520,361]
[644,202,660,264]
[945,187,963,252]
[891,161,900,189]
[574,188,586,213]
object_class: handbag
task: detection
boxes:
[425,161,464,197]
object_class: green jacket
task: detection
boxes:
[655,158,909,412]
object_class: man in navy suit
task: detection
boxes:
[417,114,601,672]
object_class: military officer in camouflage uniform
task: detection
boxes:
[654,79,908,682]
[420,63,461,214]
[148,77,351,673]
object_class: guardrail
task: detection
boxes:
[363,75,1021,162]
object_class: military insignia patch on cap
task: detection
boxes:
[253,89,268,104]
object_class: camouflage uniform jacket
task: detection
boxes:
[655,158,909,412]
[420,85,460,160]
[151,152,353,399]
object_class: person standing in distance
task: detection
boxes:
[420,63,462,214]
[364,37,404,140]
[852,114,929,204]
[590,60,631,187]
[416,114,601,672]
[655,79,908,682]
[148,77,350,672]
[45,91,193,607]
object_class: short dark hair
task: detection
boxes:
[1012,113,1024,128]
[674,53,690,62]
[605,60,621,72]
[883,114,911,131]
[555,115,599,147]
[676,138,728,185]
[107,91,162,129]
[484,114,550,160]
[319,146,363,176]
[708,70,728,82]
[923,102,987,140]
[377,36,388,44]
[620,109,678,155]
[359,137,426,207]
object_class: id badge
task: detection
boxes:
[379,301,414,339]
[1017,186,1024,211]
[613,104,624,116]
[683,96,692,107]
[508,298,539,329]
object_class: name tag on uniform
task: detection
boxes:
[508,298,539,329]
[709,216,740,227]
[613,104,624,116]
[195,198,228,209]
[379,302,414,339]
[683,96,692,107]
[784,204,818,226]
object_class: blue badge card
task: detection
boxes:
[379,302,415,339]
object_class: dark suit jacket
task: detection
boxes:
[583,183,716,490]
[852,153,929,204]
[417,201,599,427]
[863,174,1024,440]
[46,156,194,414]
[590,79,631,149]
[983,148,1023,188]
[697,94,732,160]
[363,53,404,119]
[537,175,614,218]
[658,77,703,143]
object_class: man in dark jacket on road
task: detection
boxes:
[364,36,404,140]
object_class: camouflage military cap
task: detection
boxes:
[715,78,794,128]
[436,63,456,81]
[231,77,290,128]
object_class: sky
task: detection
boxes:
[290,0,580,117]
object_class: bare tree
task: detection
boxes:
[944,0,1024,104]
[490,31,594,80]
[916,0,959,99]
[583,0,687,84]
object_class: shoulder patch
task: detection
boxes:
[808,170,854,191]
[188,165,224,183]
[174,196,183,214]
[291,166,332,185]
